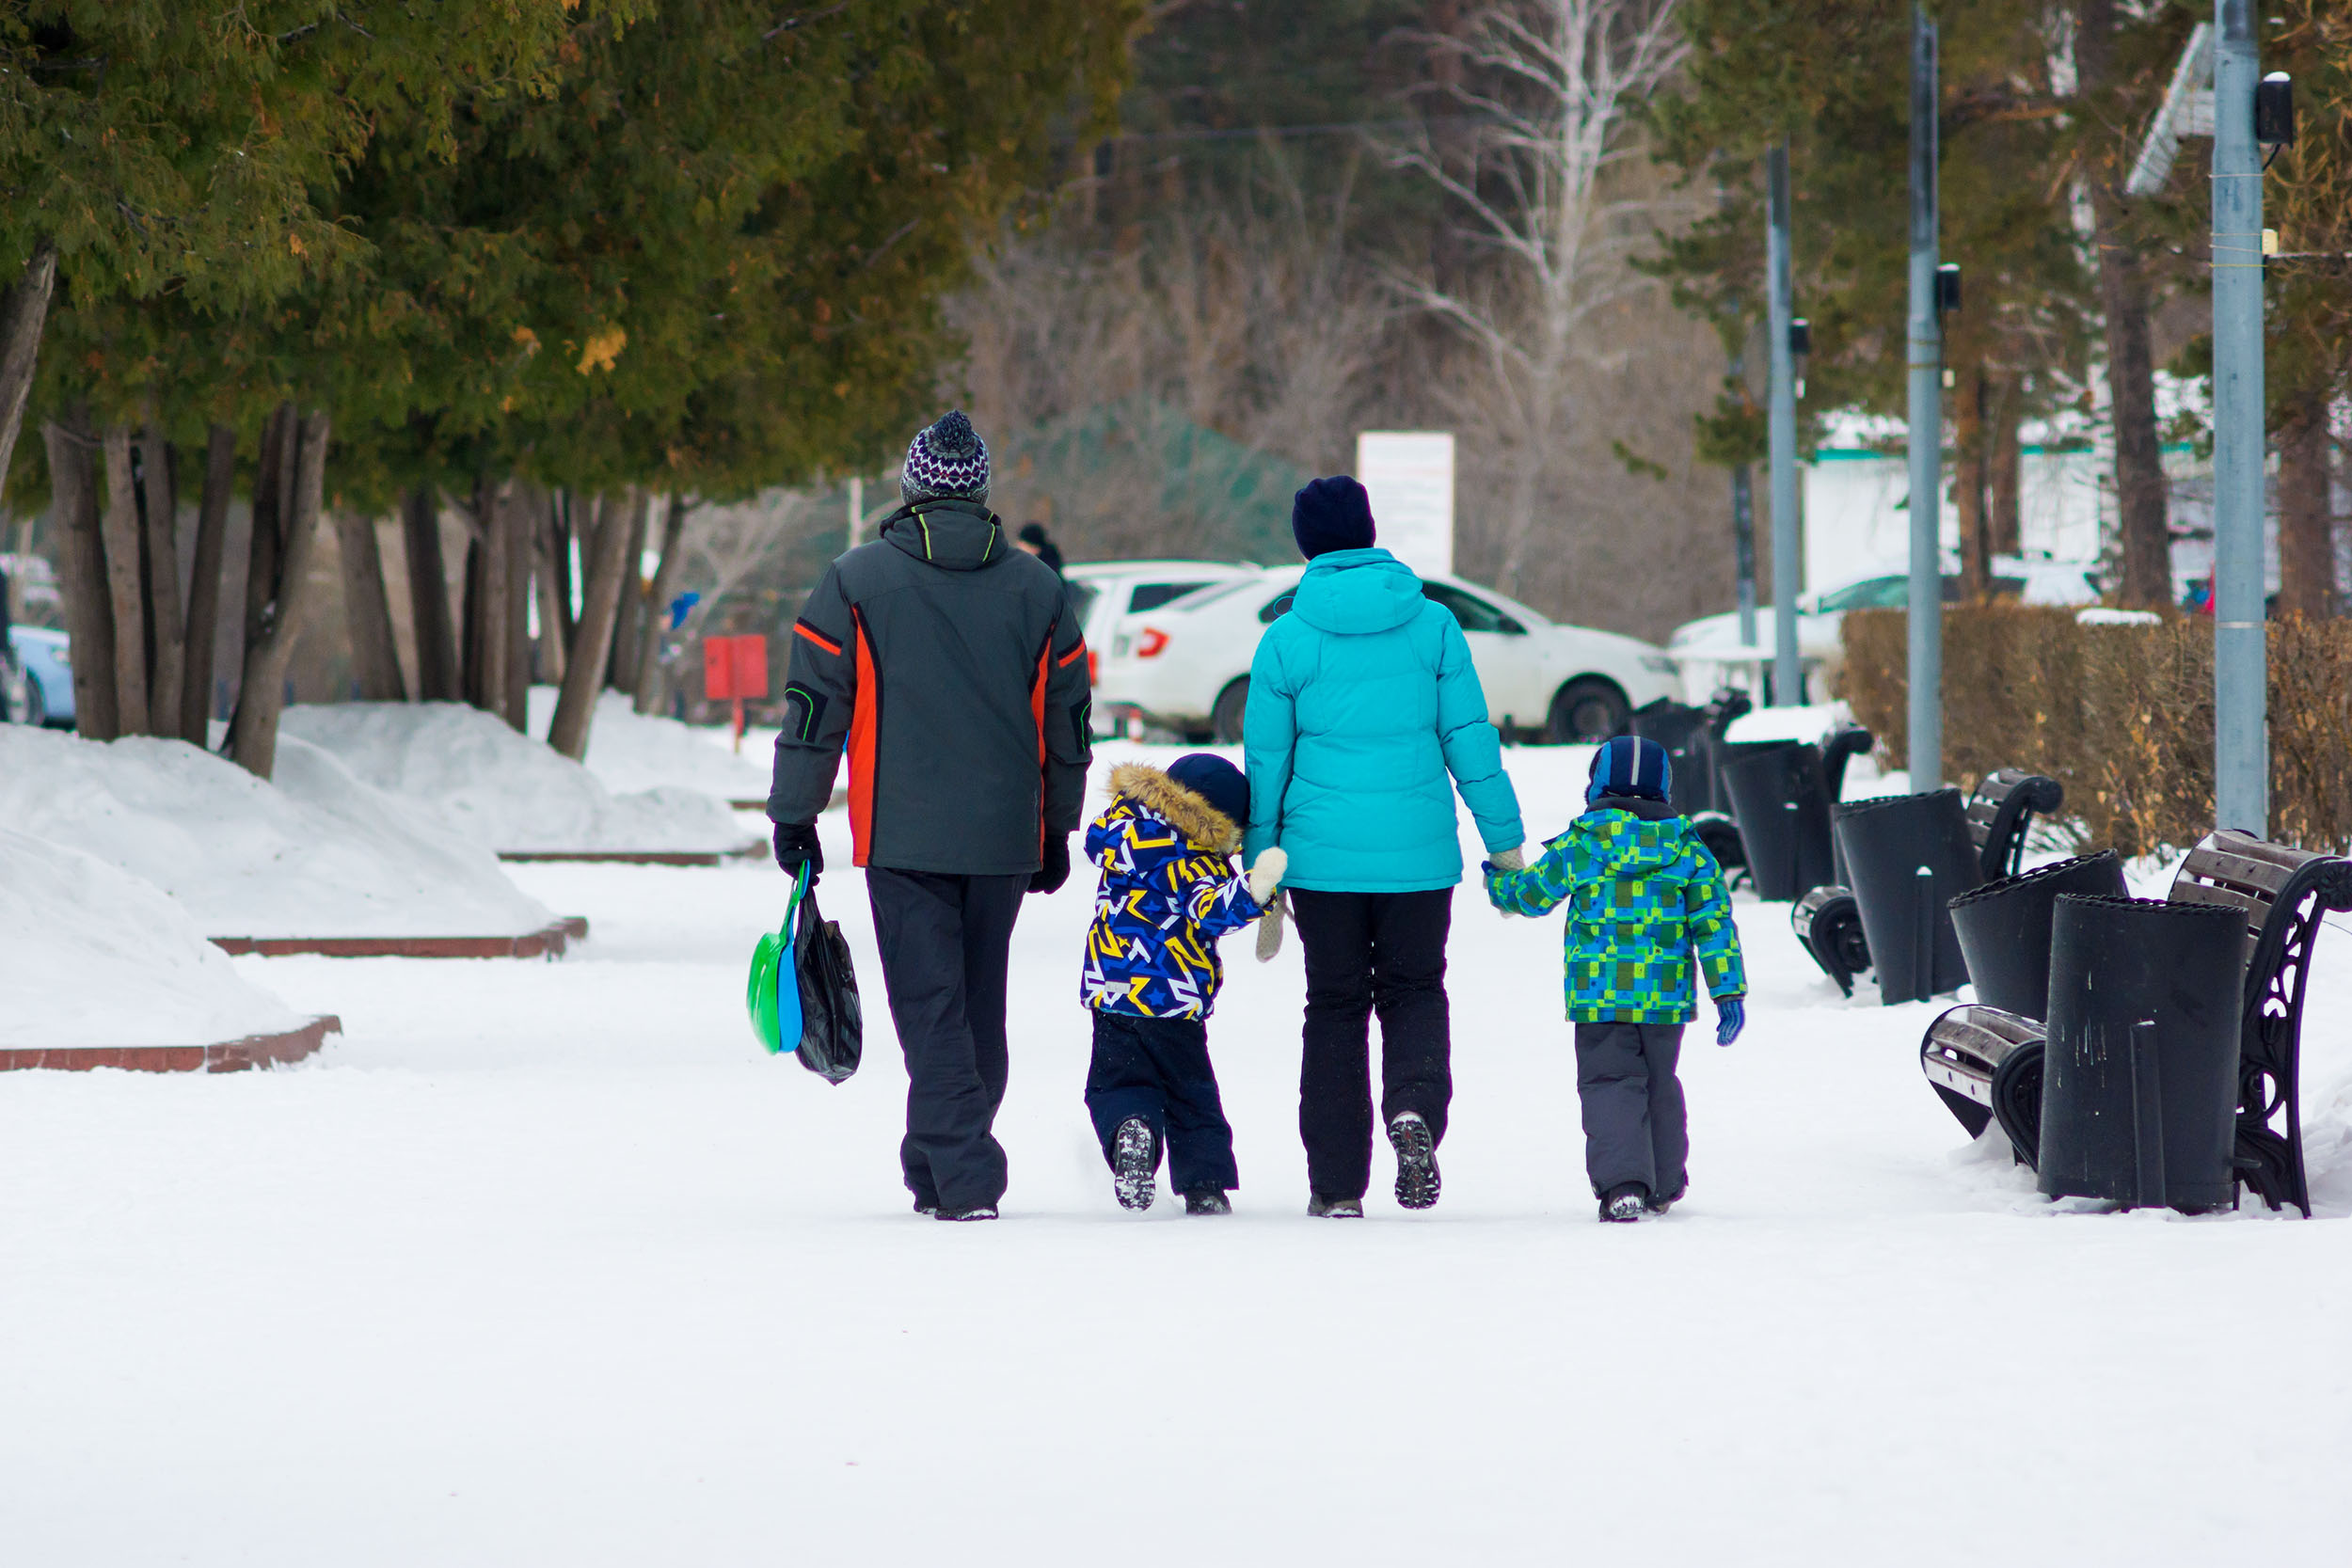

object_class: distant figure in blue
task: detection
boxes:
[1242,476,1524,1217]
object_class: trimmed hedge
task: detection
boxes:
[1842,607,2352,857]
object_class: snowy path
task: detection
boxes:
[7,772,2352,1564]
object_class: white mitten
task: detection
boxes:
[1247,847,1288,905]
[1255,892,1287,963]
[1487,845,1526,918]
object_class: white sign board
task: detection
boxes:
[1355,431,1454,578]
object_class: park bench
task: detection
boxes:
[1918,829,2352,1214]
[1793,767,2064,996]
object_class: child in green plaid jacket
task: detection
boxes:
[1484,736,1746,1222]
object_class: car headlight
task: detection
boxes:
[1640,654,1678,675]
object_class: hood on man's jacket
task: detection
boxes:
[1106,762,1242,854]
[1289,547,1427,636]
[879,497,1005,572]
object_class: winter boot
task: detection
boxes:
[1112,1117,1158,1212]
[1308,1193,1364,1218]
[1388,1111,1440,1212]
[935,1204,999,1222]
[1183,1190,1232,1216]
[1600,1182,1649,1224]
[1646,1186,1684,1216]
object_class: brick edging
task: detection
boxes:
[207,917,590,959]
[0,1014,342,1074]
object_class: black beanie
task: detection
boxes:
[1292,476,1376,560]
[1166,752,1250,830]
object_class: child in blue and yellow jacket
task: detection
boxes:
[1082,753,1285,1214]
[1484,736,1746,1223]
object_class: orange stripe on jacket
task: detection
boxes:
[1030,643,1050,856]
[1057,638,1088,670]
[848,614,879,866]
[794,621,842,656]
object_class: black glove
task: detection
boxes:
[772,821,823,883]
[1028,832,1072,895]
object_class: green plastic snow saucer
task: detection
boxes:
[746,866,811,1054]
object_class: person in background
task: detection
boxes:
[1484,736,1747,1223]
[1015,522,1066,577]
[768,409,1092,1223]
[1242,476,1524,1218]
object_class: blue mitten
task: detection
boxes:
[1715,996,1745,1047]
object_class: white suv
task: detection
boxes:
[1099,565,1682,744]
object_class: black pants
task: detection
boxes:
[1290,887,1454,1201]
[866,867,1028,1212]
[1084,1010,1239,1196]
[1574,1022,1689,1199]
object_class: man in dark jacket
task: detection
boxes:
[769,410,1091,1221]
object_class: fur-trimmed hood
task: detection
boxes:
[1106,762,1242,854]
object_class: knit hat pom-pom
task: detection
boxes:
[901,409,992,502]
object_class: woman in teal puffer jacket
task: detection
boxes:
[1242,476,1524,1218]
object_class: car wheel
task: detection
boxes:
[1546,677,1629,745]
[22,673,46,728]
[1210,677,1250,745]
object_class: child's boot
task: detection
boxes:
[1182,1189,1232,1215]
[1600,1181,1649,1223]
[1112,1117,1157,1212]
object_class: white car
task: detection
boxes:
[1098,565,1681,744]
[1669,564,2101,701]
[1062,560,1263,693]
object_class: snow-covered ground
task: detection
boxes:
[0,828,306,1048]
[283,701,757,853]
[524,686,772,802]
[0,723,555,940]
[4,746,2348,1564]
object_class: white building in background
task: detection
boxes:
[1355,431,1454,578]
[1798,443,2107,592]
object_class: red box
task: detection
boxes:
[701,635,771,702]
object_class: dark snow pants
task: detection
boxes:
[1574,1022,1689,1199]
[1084,1011,1239,1196]
[866,867,1028,1212]
[1290,887,1454,1201]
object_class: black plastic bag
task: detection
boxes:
[792,884,864,1084]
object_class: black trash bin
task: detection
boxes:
[2038,895,2244,1212]
[1832,789,1978,1004]
[1719,741,1836,902]
[1629,700,1718,817]
[1946,851,2128,1019]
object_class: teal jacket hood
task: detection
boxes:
[1291,548,1428,635]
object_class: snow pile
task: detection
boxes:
[0,827,304,1048]
[282,702,757,853]
[523,687,771,801]
[0,723,557,939]
[1723,700,1854,744]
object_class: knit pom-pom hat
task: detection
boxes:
[900,409,991,503]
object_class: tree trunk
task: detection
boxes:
[244,404,294,685]
[40,416,116,738]
[1955,364,1991,600]
[0,241,58,509]
[499,483,532,729]
[181,424,236,742]
[137,426,185,735]
[97,428,151,736]
[462,477,499,713]
[2075,0,2170,610]
[403,484,462,702]
[1989,378,2023,559]
[2278,386,2335,619]
[333,508,407,700]
[634,494,691,715]
[608,487,652,692]
[549,491,638,759]
[532,491,568,689]
[227,410,331,780]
